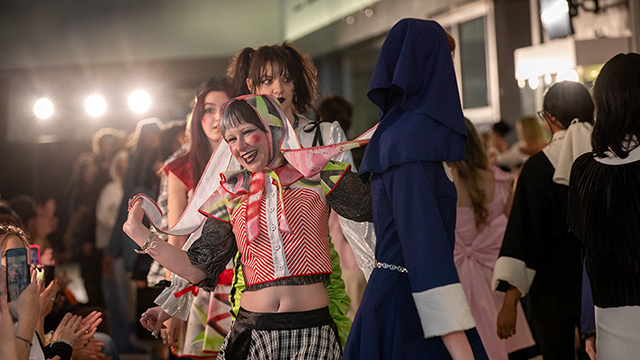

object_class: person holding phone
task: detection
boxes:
[2,223,100,360]
[0,266,19,359]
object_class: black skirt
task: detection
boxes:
[217,307,342,360]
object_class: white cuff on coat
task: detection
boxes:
[492,256,536,297]
[412,283,476,338]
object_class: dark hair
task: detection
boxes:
[592,53,640,158]
[159,120,186,162]
[0,201,23,227]
[220,99,266,139]
[543,81,594,129]
[8,196,37,227]
[227,42,318,114]
[451,119,489,229]
[189,78,231,184]
[492,120,511,137]
[316,95,354,133]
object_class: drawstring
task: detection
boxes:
[303,121,325,147]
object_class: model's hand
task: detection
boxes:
[123,198,149,247]
[585,335,596,360]
[140,306,170,334]
[161,316,181,347]
[497,300,517,339]
[497,285,521,339]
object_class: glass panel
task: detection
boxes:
[459,16,489,109]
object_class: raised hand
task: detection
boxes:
[0,267,19,360]
[51,313,83,346]
[38,279,59,318]
[76,311,103,345]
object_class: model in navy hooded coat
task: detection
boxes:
[342,18,488,360]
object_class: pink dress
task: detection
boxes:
[454,167,535,360]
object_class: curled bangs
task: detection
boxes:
[249,48,296,89]
[221,99,266,139]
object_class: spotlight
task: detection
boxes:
[544,73,552,85]
[34,98,53,119]
[129,90,151,113]
[85,95,106,116]
[556,69,579,82]
[364,8,374,17]
[528,76,539,90]
[345,16,355,25]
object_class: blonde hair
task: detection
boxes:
[519,116,548,144]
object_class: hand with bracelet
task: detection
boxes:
[123,198,208,287]
[51,313,83,347]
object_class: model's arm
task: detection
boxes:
[326,170,373,223]
[442,331,475,360]
[124,199,207,285]
[165,172,190,280]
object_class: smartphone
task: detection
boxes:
[44,265,55,287]
[6,247,30,302]
[29,244,41,266]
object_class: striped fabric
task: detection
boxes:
[231,187,332,286]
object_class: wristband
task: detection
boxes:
[16,335,33,347]
[51,339,72,347]
[134,232,157,254]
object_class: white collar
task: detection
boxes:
[595,144,640,165]
[542,130,567,170]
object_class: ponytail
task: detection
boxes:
[227,47,255,97]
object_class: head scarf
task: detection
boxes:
[132,94,374,239]
[222,95,374,240]
[360,18,467,176]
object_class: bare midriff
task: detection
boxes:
[239,282,329,313]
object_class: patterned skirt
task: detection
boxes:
[217,307,342,360]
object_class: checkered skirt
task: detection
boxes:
[217,307,342,360]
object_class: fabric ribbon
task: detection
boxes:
[302,121,324,147]
[232,167,296,242]
[174,284,199,298]
[453,215,507,271]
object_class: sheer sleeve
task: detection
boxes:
[187,216,237,291]
[326,170,373,222]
